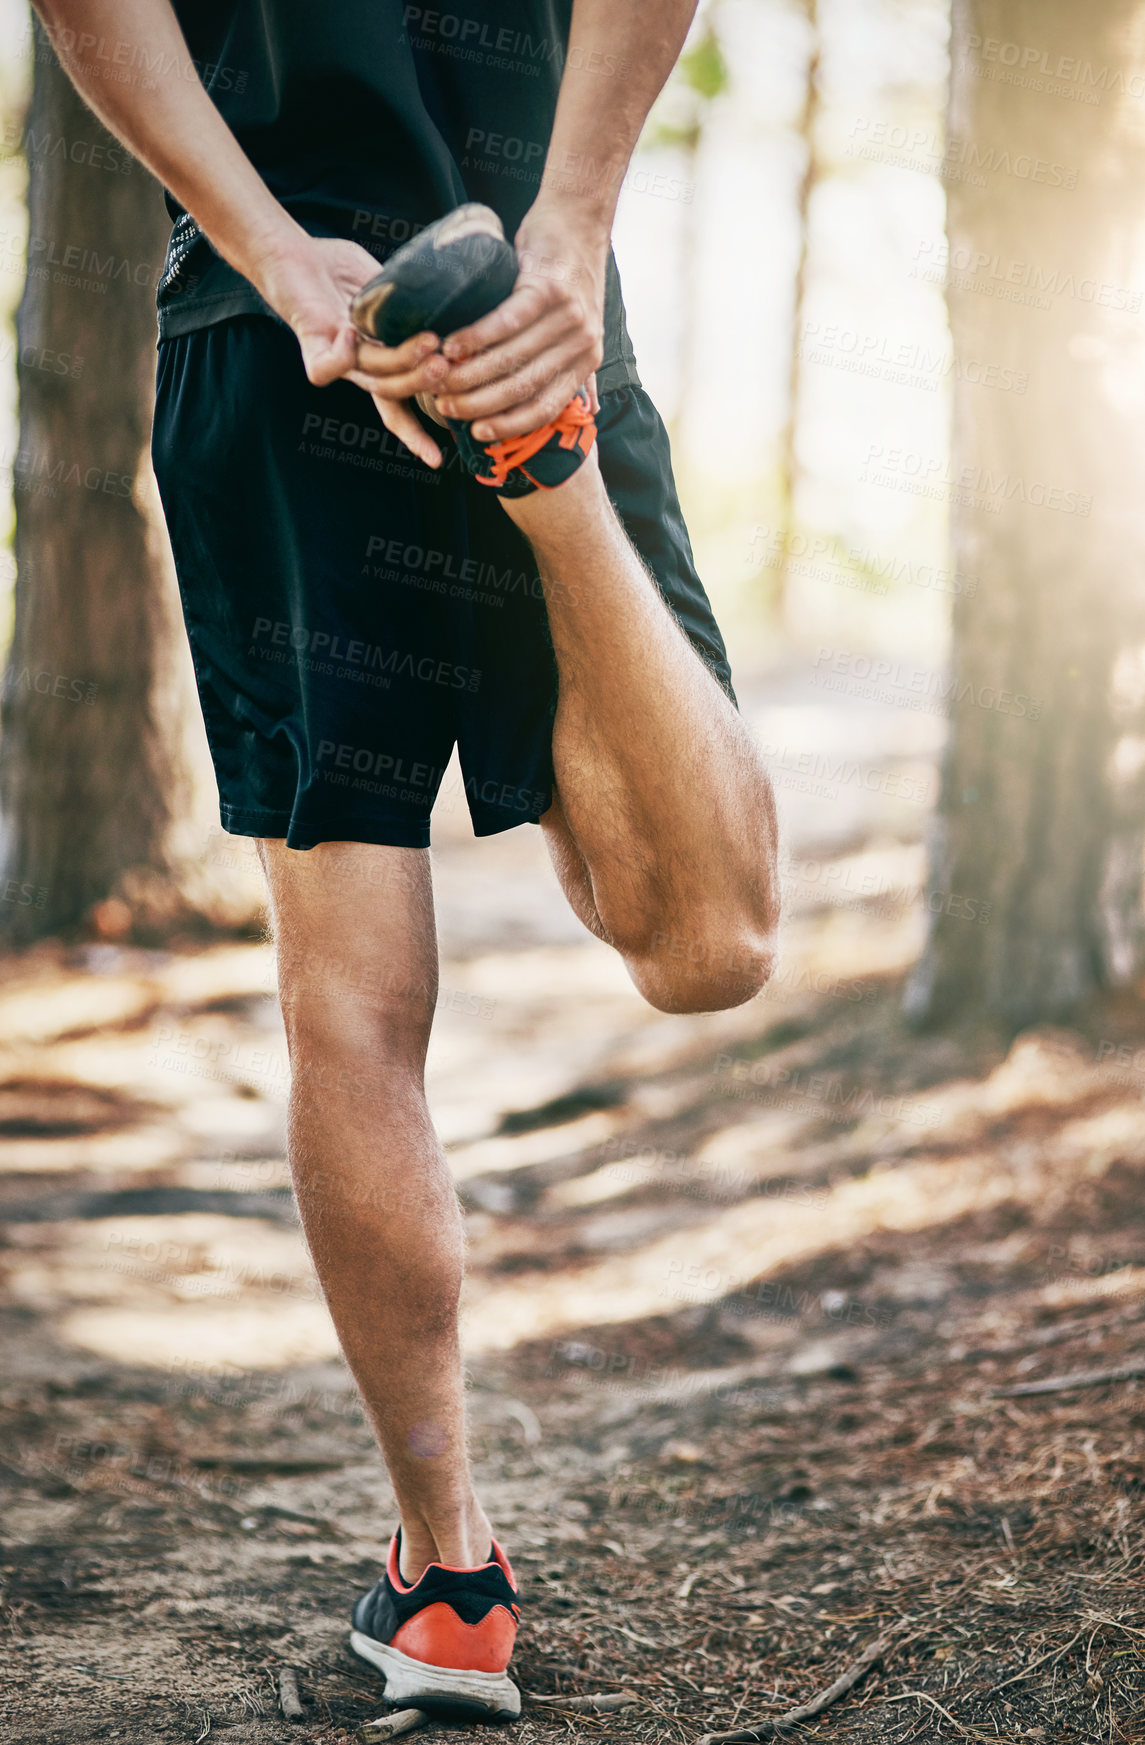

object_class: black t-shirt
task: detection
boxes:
[159,0,639,391]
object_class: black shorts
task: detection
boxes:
[152,315,734,850]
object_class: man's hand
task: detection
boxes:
[429,202,607,442]
[256,233,452,469]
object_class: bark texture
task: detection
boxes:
[0,23,191,943]
[906,0,1145,1026]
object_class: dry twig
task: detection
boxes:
[992,1360,1145,1397]
[355,1709,430,1741]
[526,1690,639,1712]
[278,1667,304,1722]
[697,1622,903,1743]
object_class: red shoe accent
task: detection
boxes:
[475,392,596,490]
[391,1600,518,1672]
[382,1535,519,1673]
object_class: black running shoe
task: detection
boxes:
[349,1528,521,1721]
[350,204,596,497]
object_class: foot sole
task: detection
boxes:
[349,1629,522,1721]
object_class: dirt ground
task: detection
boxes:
[2,673,1144,1744]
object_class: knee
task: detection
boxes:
[278,967,434,1081]
[628,928,776,1015]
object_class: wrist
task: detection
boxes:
[239,214,316,308]
[527,175,618,251]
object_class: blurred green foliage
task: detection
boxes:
[648,16,729,153]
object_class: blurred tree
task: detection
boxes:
[906,0,1145,1027]
[776,0,821,613]
[648,10,729,450]
[0,20,194,943]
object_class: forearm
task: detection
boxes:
[31,0,305,289]
[538,0,700,237]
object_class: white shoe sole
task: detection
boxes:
[349,1629,521,1720]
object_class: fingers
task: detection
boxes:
[356,330,440,372]
[470,371,592,443]
[441,281,549,361]
[377,397,444,469]
[347,384,443,469]
[298,321,359,387]
[436,343,589,432]
[353,332,449,396]
[434,308,576,396]
[436,331,591,418]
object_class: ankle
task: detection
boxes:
[397,1498,493,1581]
[397,1516,439,1583]
[498,443,602,539]
[433,1496,494,1569]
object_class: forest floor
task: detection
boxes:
[2,672,1144,1745]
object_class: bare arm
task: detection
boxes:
[34,0,298,291]
[31,0,452,464]
[434,0,700,441]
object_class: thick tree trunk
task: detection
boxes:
[905,0,1145,1028]
[0,21,192,943]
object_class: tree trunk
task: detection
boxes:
[905,0,1145,1028]
[776,0,821,617]
[0,20,193,943]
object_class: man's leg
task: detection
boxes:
[502,453,780,1015]
[258,837,490,1583]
